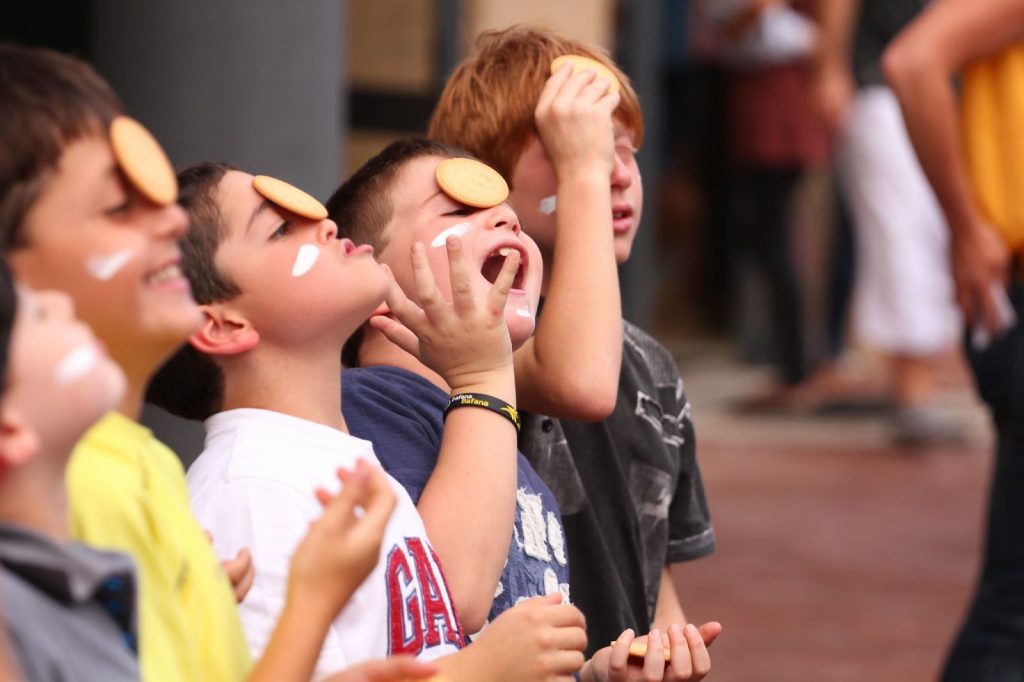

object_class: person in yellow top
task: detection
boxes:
[0,43,440,682]
[69,413,250,680]
[884,0,1024,679]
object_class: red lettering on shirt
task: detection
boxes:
[386,546,423,654]
[385,538,463,655]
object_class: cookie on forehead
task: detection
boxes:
[109,116,178,206]
[550,54,621,94]
[435,158,509,208]
[252,175,328,221]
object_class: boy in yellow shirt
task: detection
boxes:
[0,42,436,682]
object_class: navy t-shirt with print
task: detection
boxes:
[342,366,570,627]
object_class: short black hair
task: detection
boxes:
[146,162,240,421]
[325,137,472,366]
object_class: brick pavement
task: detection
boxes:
[666,341,991,682]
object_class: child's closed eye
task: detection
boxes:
[269,221,291,240]
[442,206,475,217]
[104,196,134,217]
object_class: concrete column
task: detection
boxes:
[91,0,345,464]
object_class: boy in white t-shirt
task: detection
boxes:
[147,162,587,680]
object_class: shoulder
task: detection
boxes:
[343,366,447,440]
[621,321,687,396]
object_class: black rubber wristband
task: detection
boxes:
[443,392,521,432]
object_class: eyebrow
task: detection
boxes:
[421,190,446,208]
[246,200,273,236]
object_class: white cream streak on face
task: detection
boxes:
[291,244,320,277]
[54,344,100,386]
[538,195,557,215]
[85,249,136,281]
[430,222,471,248]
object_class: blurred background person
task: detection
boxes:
[814,0,965,446]
[885,0,1024,677]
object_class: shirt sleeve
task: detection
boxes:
[196,477,349,676]
[665,376,716,564]
[343,371,445,504]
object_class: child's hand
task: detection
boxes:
[205,530,255,603]
[535,61,620,182]
[286,460,397,625]
[582,623,720,682]
[369,237,518,393]
[222,547,254,603]
[466,592,587,681]
[321,655,440,681]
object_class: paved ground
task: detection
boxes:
[661,337,992,682]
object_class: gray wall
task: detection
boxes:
[91,0,345,464]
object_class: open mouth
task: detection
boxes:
[480,246,526,290]
[145,262,183,286]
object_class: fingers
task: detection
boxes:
[409,242,446,315]
[368,314,421,359]
[697,622,722,648]
[445,236,476,317]
[665,625,691,680]
[223,547,254,603]
[607,629,636,680]
[361,655,438,681]
[536,62,572,113]
[642,628,666,680]
[683,624,711,679]
[485,248,520,315]
[380,265,428,337]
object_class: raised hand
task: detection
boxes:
[535,60,620,182]
[368,237,519,392]
[286,460,397,625]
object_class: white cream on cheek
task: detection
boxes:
[85,249,136,281]
[430,222,471,248]
[54,344,101,386]
[291,244,320,277]
[538,195,557,215]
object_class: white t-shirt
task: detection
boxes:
[188,409,464,679]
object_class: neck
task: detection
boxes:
[357,326,449,392]
[220,341,348,431]
[0,457,69,540]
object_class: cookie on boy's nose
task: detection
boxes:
[434,158,508,208]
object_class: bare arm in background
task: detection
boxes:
[883,0,1024,332]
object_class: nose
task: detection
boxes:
[610,150,633,190]
[488,205,522,235]
[317,219,339,243]
[151,201,188,241]
[37,289,75,321]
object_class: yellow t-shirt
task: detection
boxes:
[67,412,252,682]
[961,43,1024,250]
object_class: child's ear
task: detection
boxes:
[189,304,260,357]
[0,405,40,471]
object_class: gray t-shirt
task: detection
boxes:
[519,320,715,657]
[0,523,139,681]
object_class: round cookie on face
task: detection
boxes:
[550,54,621,94]
[434,158,509,209]
[109,116,178,206]
[252,175,328,221]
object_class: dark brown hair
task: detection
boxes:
[325,137,473,366]
[146,162,240,421]
[0,43,122,251]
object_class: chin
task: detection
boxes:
[506,314,537,350]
